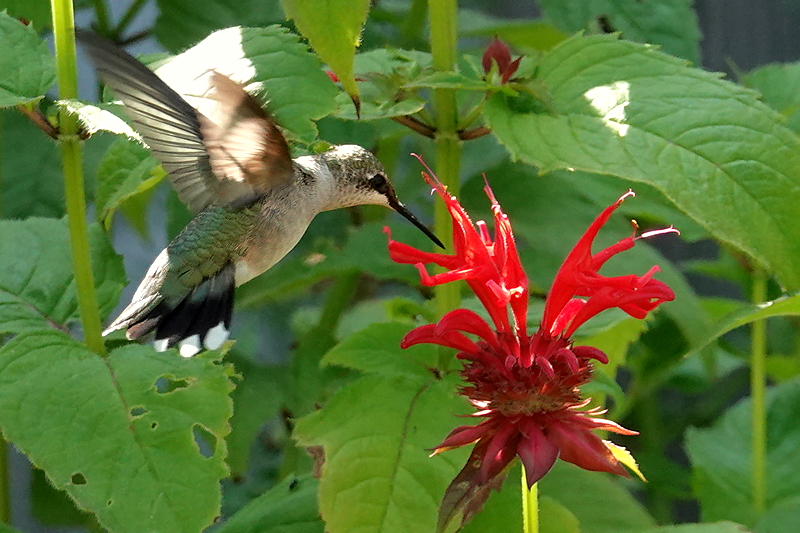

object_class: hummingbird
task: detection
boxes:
[77,31,443,357]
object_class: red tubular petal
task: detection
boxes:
[517,418,560,487]
[435,309,501,351]
[546,420,628,477]
[535,356,555,378]
[572,345,609,364]
[433,418,501,453]
[478,421,520,484]
[401,324,480,355]
[554,348,580,373]
[570,414,639,436]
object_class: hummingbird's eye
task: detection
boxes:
[369,174,389,194]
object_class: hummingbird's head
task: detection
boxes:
[321,145,444,248]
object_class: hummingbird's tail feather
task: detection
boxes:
[150,264,236,357]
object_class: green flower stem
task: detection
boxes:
[51,0,106,356]
[115,0,149,38]
[428,0,461,331]
[750,268,768,515]
[521,469,538,533]
[90,0,111,35]
[318,270,360,332]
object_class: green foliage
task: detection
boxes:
[484,34,800,290]
[539,0,701,63]
[0,332,234,533]
[0,11,55,107]
[0,218,124,333]
[281,0,371,106]
[4,2,800,533]
[686,377,800,530]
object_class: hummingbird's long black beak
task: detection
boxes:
[386,193,445,249]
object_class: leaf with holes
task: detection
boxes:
[0,331,235,533]
[294,374,470,533]
[0,11,56,107]
[0,218,125,333]
[484,34,800,290]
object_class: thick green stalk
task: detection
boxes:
[51,0,106,355]
[428,0,461,324]
[750,269,767,514]
[521,469,538,533]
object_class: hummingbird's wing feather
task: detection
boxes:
[78,31,289,213]
[199,72,294,204]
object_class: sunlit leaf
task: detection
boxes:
[484,34,800,290]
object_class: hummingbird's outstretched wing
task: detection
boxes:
[76,30,294,213]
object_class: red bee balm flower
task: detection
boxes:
[385,165,677,529]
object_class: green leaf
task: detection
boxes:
[458,11,568,52]
[742,62,800,134]
[153,0,284,52]
[0,218,125,333]
[404,71,492,91]
[642,522,751,533]
[58,100,142,141]
[539,461,656,533]
[334,49,431,120]
[280,0,371,109]
[225,355,284,476]
[294,374,470,533]
[686,377,800,526]
[484,34,800,290]
[0,332,235,533]
[539,0,701,63]
[0,12,55,107]
[540,495,581,533]
[322,322,438,378]
[216,476,323,533]
[0,0,51,29]
[460,462,523,533]
[687,292,800,356]
[155,26,338,143]
[94,137,164,230]
[0,109,112,218]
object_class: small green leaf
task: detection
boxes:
[743,62,800,134]
[404,71,491,91]
[484,34,800,290]
[216,476,323,533]
[0,218,125,333]
[280,0,371,108]
[0,332,235,533]
[58,100,142,141]
[155,26,337,143]
[539,461,657,533]
[687,292,800,356]
[294,374,470,533]
[334,49,432,120]
[0,12,55,107]
[539,0,701,63]
[322,322,438,378]
[686,377,800,526]
[94,137,164,230]
[459,11,568,52]
[0,0,51,29]
[606,441,645,481]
